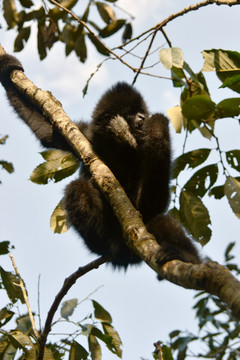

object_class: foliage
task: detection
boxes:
[0,242,122,359]
[159,48,240,246]
[153,243,240,360]
[2,0,133,60]
[0,135,14,184]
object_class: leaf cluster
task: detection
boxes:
[153,244,240,360]
[0,242,122,359]
[2,0,133,60]
[159,48,240,246]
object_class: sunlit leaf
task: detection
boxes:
[96,2,116,24]
[99,19,125,38]
[50,199,70,234]
[88,335,102,360]
[102,323,122,357]
[3,0,17,28]
[159,47,184,70]
[92,300,112,323]
[167,106,183,133]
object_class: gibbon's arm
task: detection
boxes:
[0,53,75,151]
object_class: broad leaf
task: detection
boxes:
[184,164,218,197]
[224,177,240,218]
[172,149,211,179]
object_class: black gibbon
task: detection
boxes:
[0,53,201,271]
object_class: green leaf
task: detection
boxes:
[0,267,25,304]
[209,185,224,199]
[0,161,14,174]
[30,150,79,184]
[122,23,132,42]
[159,47,184,70]
[19,0,33,8]
[69,341,89,360]
[92,300,112,323]
[88,334,102,360]
[180,190,211,246]
[102,323,122,357]
[161,345,174,360]
[0,241,11,255]
[75,32,87,63]
[226,150,240,171]
[172,149,211,179]
[182,95,215,121]
[87,33,110,56]
[216,98,240,118]
[96,2,116,24]
[0,307,14,327]
[14,26,31,52]
[61,298,78,319]
[3,0,17,28]
[99,19,125,38]
[224,177,240,218]
[50,199,70,234]
[184,164,218,197]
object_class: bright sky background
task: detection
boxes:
[0,0,240,359]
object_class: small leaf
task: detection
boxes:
[122,23,132,42]
[19,0,33,8]
[159,47,184,70]
[102,323,122,357]
[184,164,218,197]
[30,150,79,184]
[88,335,102,360]
[7,330,36,357]
[180,190,211,246]
[224,177,240,218]
[0,241,11,255]
[167,106,183,133]
[92,300,112,323]
[87,33,109,56]
[0,161,14,174]
[208,185,225,199]
[0,267,25,304]
[61,298,78,319]
[172,149,211,179]
[0,307,14,327]
[182,95,215,121]
[226,150,240,171]
[216,98,240,118]
[14,26,31,52]
[69,341,89,360]
[3,0,17,28]
[99,19,125,38]
[50,199,70,234]
[75,32,87,63]
[96,2,116,24]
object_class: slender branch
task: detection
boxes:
[38,255,111,360]
[132,30,158,85]
[9,254,40,340]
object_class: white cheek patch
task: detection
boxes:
[108,115,137,148]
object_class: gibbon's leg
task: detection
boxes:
[146,213,201,277]
[137,113,171,222]
[64,178,142,267]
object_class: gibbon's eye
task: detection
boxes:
[134,113,145,129]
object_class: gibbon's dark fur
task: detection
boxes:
[0,53,201,271]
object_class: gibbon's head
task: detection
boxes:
[92,82,149,122]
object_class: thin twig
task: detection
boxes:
[37,255,111,360]
[9,254,40,340]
